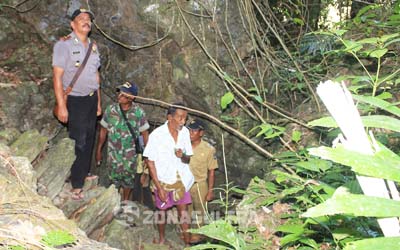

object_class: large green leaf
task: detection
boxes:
[308,117,338,128]
[309,144,400,182]
[189,220,245,250]
[379,33,399,43]
[308,115,400,132]
[343,237,400,250]
[369,48,388,58]
[302,187,400,218]
[353,95,400,117]
[362,115,400,132]
[357,37,379,44]
[295,158,332,172]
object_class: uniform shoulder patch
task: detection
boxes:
[59,35,71,41]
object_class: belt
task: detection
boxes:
[69,91,97,98]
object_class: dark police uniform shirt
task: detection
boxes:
[52,32,101,96]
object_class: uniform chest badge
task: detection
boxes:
[92,44,98,53]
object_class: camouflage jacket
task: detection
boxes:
[100,103,149,172]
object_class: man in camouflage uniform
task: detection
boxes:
[95,82,149,201]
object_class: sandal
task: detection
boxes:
[85,173,98,181]
[71,189,84,200]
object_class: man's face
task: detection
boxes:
[117,92,134,104]
[168,109,187,131]
[189,128,203,142]
[71,13,92,34]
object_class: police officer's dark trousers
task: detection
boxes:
[67,92,97,189]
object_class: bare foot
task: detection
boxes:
[152,238,171,246]
[70,188,84,200]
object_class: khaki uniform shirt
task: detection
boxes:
[52,32,101,96]
[190,140,218,182]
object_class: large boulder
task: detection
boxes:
[0,145,119,250]
[36,138,76,200]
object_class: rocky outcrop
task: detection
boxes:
[0,138,118,250]
[0,129,186,249]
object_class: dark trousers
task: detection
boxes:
[67,92,97,189]
[132,173,155,210]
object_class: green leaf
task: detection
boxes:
[355,5,378,20]
[41,230,75,247]
[361,115,400,132]
[254,95,263,104]
[308,117,338,128]
[342,40,363,52]
[231,187,246,195]
[302,187,400,218]
[280,233,303,246]
[309,143,400,182]
[299,238,319,249]
[295,159,332,173]
[9,246,26,250]
[249,123,285,139]
[353,95,400,117]
[189,220,245,249]
[384,37,400,47]
[357,37,379,44]
[333,29,348,36]
[369,48,388,58]
[379,33,399,43]
[272,169,303,183]
[332,228,361,241]
[277,224,304,234]
[293,17,304,25]
[221,92,234,110]
[189,243,233,250]
[343,237,400,250]
[292,130,302,143]
[309,115,400,132]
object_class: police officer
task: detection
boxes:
[52,8,101,200]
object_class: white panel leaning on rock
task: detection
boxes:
[316,80,400,237]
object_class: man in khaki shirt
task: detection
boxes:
[187,119,218,243]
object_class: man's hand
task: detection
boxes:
[158,187,167,202]
[57,105,69,123]
[95,149,102,166]
[97,105,102,116]
[175,148,184,158]
[206,190,214,201]
[175,148,190,163]
[140,173,149,186]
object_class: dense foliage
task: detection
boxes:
[189,1,400,250]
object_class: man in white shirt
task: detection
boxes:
[143,103,194,246]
